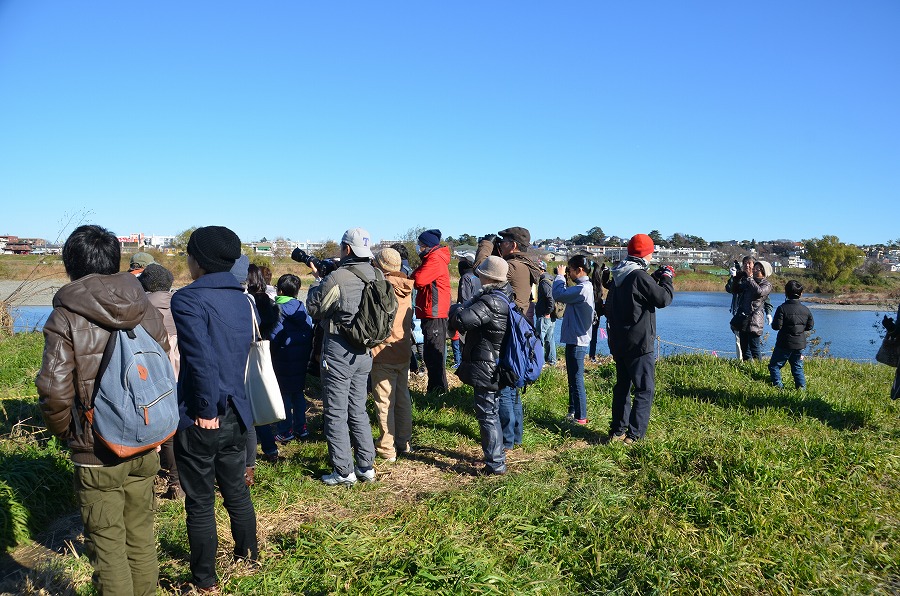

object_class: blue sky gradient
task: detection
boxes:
[1,1,897,245]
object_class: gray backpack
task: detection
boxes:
[80,326,179,458]
[338,267,399,349]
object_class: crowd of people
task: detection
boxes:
[36,222,853,594]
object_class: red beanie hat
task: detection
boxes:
[627,234,654,258]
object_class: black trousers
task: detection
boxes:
[174,404,258,588]
[610,351,656,440]
[421,317,449,393]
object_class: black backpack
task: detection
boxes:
[338,267,399,349]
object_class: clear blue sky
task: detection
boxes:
[1,1,897,246]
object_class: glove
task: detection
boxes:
[480,234,499,244]
[766,314,773,325]
[660,265,675,279]
[729,267,737,276]
[883,315,896,332]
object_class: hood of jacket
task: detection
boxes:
[53,272,151,330]
[506,251,541,284]
[610,258,646,286]
[421,245,451,266]
[386,271,415,298]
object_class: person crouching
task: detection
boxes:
[449,256,512,475]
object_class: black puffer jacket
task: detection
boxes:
[449,282,512,391]
[772,299,814,350]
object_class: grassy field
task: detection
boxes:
[1,332,899,594]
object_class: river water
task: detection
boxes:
[10,292,895,362]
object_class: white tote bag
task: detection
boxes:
[244,298,286,426]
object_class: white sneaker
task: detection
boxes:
[354,466,376,482]
[321,470,357,486]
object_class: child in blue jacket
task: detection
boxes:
[271,274,315,441]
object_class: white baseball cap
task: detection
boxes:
[341,227,373,258]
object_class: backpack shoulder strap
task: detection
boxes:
[346,265,372,285]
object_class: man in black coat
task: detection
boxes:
[605,234,674,445]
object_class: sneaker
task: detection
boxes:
[608,432,627,444]
[564,413,575,423]
[575,418,588,425]
[321,470,357,486]
[296,425,309,439]
[354,466,376,482]
[623,436,635,445]
[275,432,295,443]
[478,466,507,476]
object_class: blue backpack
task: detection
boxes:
[80,325,179,458]
[493,291,544,390]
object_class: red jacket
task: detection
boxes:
[412,245,451,319]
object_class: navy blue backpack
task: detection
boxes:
[493,291,544,390]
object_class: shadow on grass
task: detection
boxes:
[675,386,866,430]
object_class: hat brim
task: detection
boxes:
[350,245,373,258]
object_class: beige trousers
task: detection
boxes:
[370,359,412,459]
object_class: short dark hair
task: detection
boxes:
[276,274,301,298]
[742,256,756,265]
[567,255,590,272]
[62,224,121,281]
[785,280,803,299]
[391,243,409,261]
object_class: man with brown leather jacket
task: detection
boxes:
[37,225,169,596]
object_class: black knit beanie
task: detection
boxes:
[187,226,242,273]
[138,263,174,293]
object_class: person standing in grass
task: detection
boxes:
[138,263,184,500]
[270,273,314,444]
[172,226,258,592]
[449,256,512,475]
[534,260,558,367]
[605,234,674,445]
[37,224,170,596]
[412,228,452,394]
[370,248,415,462]
[769,280,814,389]
[306,227,380,486]
[728,258,773,361]
[552,255,594,424]
[475,227,541,450]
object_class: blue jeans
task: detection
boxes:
[610,351,656,439]
[473,387,506,473]
[277,390,308,436]
[451,338,462,367]
[565,345,588,420]
[498,385,523,449]
[740,331,763,361]
[769,346,806,388]
[537,316,557,364]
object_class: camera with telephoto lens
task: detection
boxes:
[651,265,672,282]
[291,248,338,276]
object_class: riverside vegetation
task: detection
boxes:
[1,332,899,594]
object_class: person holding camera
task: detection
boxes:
[727,258,773,361]
[552,255,595,424]
[534,261,557,366]
[306,227,379,486]
[475,227,542,450]
[411,229,452,394]
[605,234,674,445]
